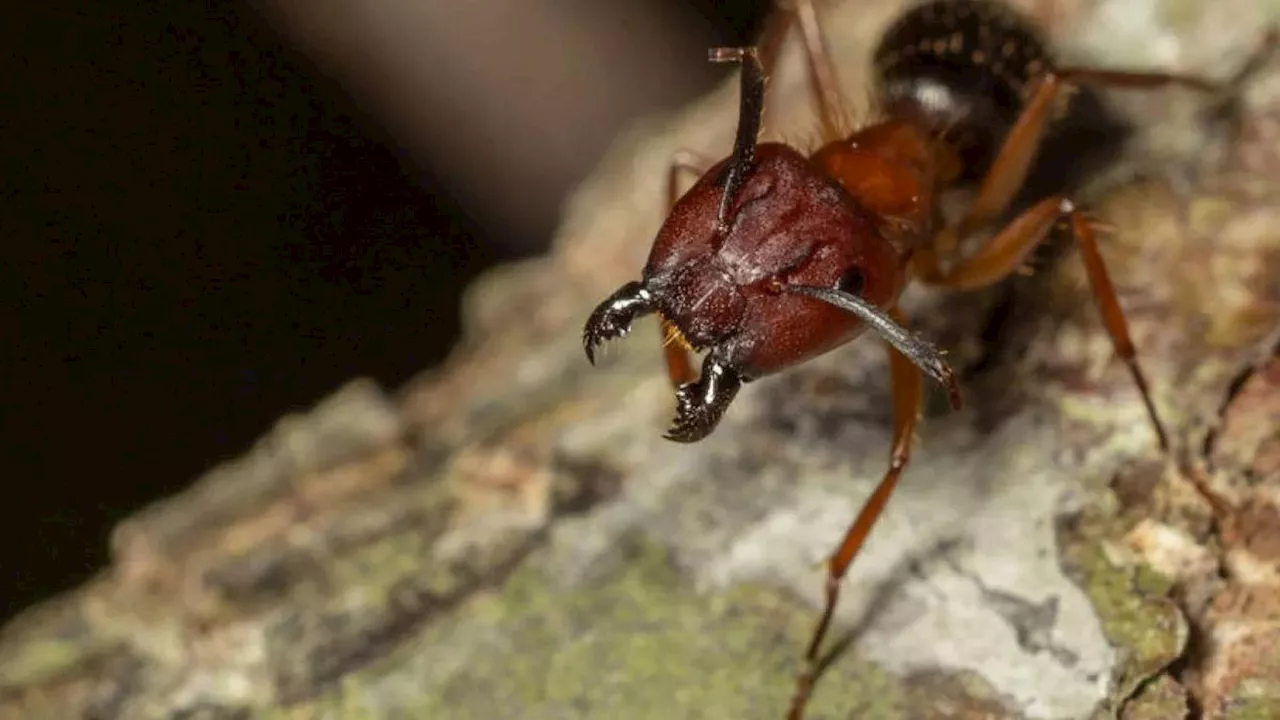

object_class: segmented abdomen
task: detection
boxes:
[873,0,1053,179]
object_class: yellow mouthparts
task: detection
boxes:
[660,314,694,353]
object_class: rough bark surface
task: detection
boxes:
[4,1,1280,718]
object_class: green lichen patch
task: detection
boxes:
[1119,674,1188,720]
[1222,685,1280,720]
[291,537,1024,720]
[1057,503,1187,718]
[403,538,895,719]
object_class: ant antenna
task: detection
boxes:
[783,284,963,409]
[709,46,765,233]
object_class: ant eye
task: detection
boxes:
[836,267,866,296]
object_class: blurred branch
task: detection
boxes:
[254,0,723,252]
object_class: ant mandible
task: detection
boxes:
[582,0,1277,717]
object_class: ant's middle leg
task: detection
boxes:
[914,194,1170,452]
[912,29,1280,451]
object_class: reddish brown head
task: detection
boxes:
[583,141,922,442]
[644,142,903,377]
[583,47,957,443]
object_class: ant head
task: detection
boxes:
[583,141,912,442]
[641,142,903,374]
[582,45,958,443]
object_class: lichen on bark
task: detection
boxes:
[3,1,1280,719]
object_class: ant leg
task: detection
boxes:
[661,150,714,386]
[917,195,1170,451]
[1055,24,1278,97]
[791,0,846,143]
[787,309,924,720]
[947,29,1279,246]
[773,0,847,144]
[940,70,1064,248]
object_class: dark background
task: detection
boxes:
[2,2,771,621]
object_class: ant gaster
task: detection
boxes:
[582,0,1277,717]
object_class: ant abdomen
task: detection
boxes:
[874,0,1052,179]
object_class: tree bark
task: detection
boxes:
[3,1,1280,718]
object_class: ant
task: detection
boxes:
[582,0,1277,717]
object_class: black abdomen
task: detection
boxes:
[873,0,1053,180]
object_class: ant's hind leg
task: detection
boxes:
[1053,25,1279,100]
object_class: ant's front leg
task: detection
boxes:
[787,312,925,720]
